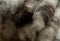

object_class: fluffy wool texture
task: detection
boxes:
[0,0,60,41]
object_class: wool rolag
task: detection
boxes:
[34,0,58,30]
[35,0,58,41]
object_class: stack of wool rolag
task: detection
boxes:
[0,0,60,41]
